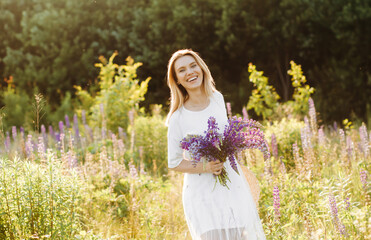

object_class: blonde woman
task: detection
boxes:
[166,49,266,240]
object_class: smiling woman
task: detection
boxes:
[165,49,266,240]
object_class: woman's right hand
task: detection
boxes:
[205,160,224,175]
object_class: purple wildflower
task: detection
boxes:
[242,107,249,120]
[344,197,350,210]
[271,133,278,159]
[20,127,25,138]
[273,186,280,221]
[118,127,125,140]
[12,126,17,141]
[360,169,368,190]
[308,97,317,133]
[226,102,232,119]
[329,193,347,236]
[180,116,270,187]
[359,124,369,158]
[346,136,353,160]
[81,110,87,125]
[73,113,80,139]
[5,132,11,152]
[318,126,325,145]
[49,125,55,140]
[59,121,64,134]
[65,114,70,128]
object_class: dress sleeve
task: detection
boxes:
[167,112,184,168]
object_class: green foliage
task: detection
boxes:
[129,106,168,176]
[0,154,82,239]
[0,79,32,130]
[287,61,315,116]
[76,52,150,132]
[264,118,305,167]
[0,0,370,123]
[246,63,280,120]
[246,61,315,120]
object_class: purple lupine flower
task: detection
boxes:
[128,161,138,179]
[128,109,135,125]
[344,197,350,210]
[333,122,338,132]
[329,193,347,236]
[360,169,368,190]
[346,136,353,159]
[12,126,17,141]
[65,114,71,128]
[73,113,80,139]
[338,129,345,143]
[273,186,280,221]
[81,110,86,125]
[304,116,311,137]
[59,121,64,134]
[4,132,11,152]
[100,103,104,115]
[271,133,278,159]
[25,134,33,159]
[308,97,317,133]
[226,102,232,119]
[242,107,249,120]
[38,136,46,160]
[359,124,369,158]
[180,116,270,187]
[20,127,25,138]
[49,125,55,140]
[118,127,125,140]
[318,126,325,146]
[41,124,48,148]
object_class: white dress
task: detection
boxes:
[167,91,266,240]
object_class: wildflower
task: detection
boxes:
[318,126,325,145]
[73,113,80,140]
[65,114,71,128]
[271,133,278,159]
[38,136,46,161]
[118,126,125,140]
[12,126,17,141]
[242,107,249,120]
[181,116,269,188]
[329,193,347,236]
[346,136,353,160]
[360,169,368,190]
[273,186,280,221]
[344,197,350,210]
[81,110,87,125]
[48,125,55,140]
[59,121,64,134]
[226,102,232,118]
[359,124,369,158]
[308,97,317,133]
[5,132,11,152]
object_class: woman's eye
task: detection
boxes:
[179,69,185,72]
[191,64,196,68]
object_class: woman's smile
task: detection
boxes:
[174,55,204,90]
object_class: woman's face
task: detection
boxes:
[174,55,204,92]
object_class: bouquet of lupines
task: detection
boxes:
[180,116,270,188]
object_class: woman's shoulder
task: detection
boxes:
[212,90,225,102]
[168,109,181,126]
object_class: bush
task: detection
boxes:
[129,108,168,176]
[0,153,83,239]
[75,52,151,132]
[265,118,305,168]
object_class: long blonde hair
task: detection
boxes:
[165,49,216,125]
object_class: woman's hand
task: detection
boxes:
[205,160,224,175]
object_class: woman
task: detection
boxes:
[166,49,266,240]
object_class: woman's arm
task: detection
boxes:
[170,159,223,175]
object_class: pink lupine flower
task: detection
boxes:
[273,186,280,221]
[271,133,278,159]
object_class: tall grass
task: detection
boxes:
[0,99,369,239]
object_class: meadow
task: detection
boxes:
[0,56,370,239]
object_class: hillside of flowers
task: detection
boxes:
[0,55,370,239]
